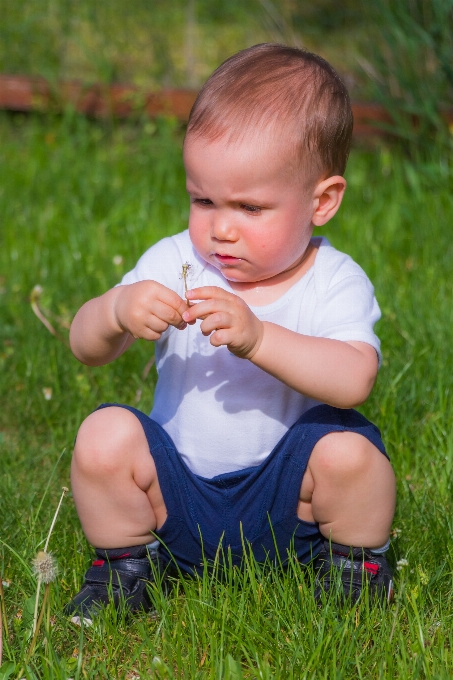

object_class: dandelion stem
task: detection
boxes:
[0,576,8,648]
[32,576,42,636]
[26,583,50,662]
[181,263,192,306]
[44,487,68,553]
[32,487,68,634]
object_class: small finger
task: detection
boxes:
[145,315,169,334]
[152,300,185,328]
[182,299,225,323]
[156,287,190,321]
[138,327,162,342]
[186,286,231,302]
[210,329,229,347]
[199,312,230,336]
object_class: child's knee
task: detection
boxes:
[73,407,143,477]
[310,431,389,486]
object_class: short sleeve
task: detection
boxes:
[313,274,381,361]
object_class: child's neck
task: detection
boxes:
[228,237,321,307]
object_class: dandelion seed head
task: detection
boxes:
[396,558,409,571]
[180,262,192,282]
[112,255,123,266]
[32,551,57,583]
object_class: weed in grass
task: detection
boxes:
[1,113,453,676]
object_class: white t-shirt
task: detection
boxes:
[119,230,381,478]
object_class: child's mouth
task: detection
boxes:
[214,254,242,265]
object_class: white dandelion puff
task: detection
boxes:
[32,551,57,584]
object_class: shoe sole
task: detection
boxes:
[70,614,93,627]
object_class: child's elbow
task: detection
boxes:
[337,344,379,408]
[340,372,377,409]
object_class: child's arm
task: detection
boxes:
[183,286,378,409]
[248,323,377,408]
[70,281,189,366]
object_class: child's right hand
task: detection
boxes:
[113,280,190,341]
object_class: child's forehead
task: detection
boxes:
[184,129,315,189]
[185,126,295,166]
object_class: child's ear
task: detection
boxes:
[311,175,347,227]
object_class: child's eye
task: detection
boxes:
[193,198,213,206]
[241,204,261,214]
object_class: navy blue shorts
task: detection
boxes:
[96,403,387,575]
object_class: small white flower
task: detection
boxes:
[396,558,409,571]
[112,255,123,266]
[42,387,52,400]
[2,579,11,588]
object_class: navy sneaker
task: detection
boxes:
[313,540,394,603]
[64,541,166,625]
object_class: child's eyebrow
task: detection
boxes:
[185,181,204,196]
[228,194,272,207]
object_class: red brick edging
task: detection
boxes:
[1,74,450,136]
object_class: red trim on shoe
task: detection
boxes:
[92,560,105,567]
[363,561,379,575]
[113,552,131,559]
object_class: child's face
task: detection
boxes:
[184,132,317,284]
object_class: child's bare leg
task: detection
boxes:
[71,407,167,548]
[298,431,396,548]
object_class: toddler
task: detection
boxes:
[66,44,396,623]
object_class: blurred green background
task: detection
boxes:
[0,0,375,90]
[0,0,452,144]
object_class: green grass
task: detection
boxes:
[1,112,453,678]
[0,0,378,97]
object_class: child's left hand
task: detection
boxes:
[183,286,264,359]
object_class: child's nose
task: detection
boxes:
[211,213,239,241]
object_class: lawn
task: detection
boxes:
[1,112,453,678]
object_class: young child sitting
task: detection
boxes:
[66,43,396,623]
